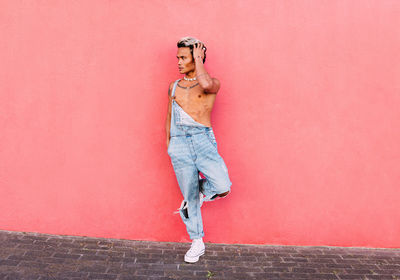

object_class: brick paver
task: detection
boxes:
[0,230,399,279]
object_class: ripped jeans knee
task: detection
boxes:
[173,199,189,218]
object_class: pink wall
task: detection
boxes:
[1,0,399,248]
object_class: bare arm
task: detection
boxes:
[193,42,221,93]
[165,82,174,149]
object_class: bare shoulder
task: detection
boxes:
[168,81,174,97]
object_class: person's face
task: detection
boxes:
[177,47,194,74]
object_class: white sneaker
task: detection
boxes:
[184,238,205,263]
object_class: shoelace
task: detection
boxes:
[187,240,203,254]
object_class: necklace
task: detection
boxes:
[177,81,199,91]
[184,76,197,81]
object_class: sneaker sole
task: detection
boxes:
[184,249,205,263]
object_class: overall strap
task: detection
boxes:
[171,79,180,97]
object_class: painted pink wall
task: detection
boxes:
[1,0,399,248]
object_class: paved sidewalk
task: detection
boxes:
[0,230,399,280]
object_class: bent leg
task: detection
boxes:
[194,133,232,201]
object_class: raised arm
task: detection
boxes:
[193,42,221,94]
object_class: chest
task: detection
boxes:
[174,86,207,104]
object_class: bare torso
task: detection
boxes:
[173,79,217,127]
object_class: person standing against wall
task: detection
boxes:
[165,36,232,263]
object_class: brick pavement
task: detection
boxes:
[0,230,399,280]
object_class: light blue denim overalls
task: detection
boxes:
[168,78,232,240]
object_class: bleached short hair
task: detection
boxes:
[177,36,207,63]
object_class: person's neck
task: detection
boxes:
[185,71,196,79]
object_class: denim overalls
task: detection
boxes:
[168,78,232,240]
